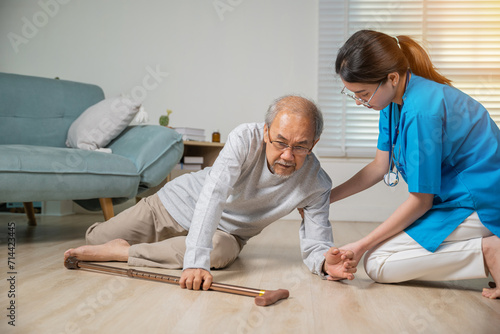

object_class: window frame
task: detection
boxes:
[317,0,500,158]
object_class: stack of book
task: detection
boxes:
[171,156,204,178]
[173,127,206,141]
[179,156,204,170]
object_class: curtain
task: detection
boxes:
[317,0,500,158]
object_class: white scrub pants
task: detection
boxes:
[364,212,492,283]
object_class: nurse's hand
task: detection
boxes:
[180,268,213,290]
[339,241,367,267]
[323,247,357,280]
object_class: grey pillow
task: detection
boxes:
[66,95,141,152]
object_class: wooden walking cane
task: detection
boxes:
[65,257,289,306]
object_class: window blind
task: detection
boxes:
[317,0,500,158]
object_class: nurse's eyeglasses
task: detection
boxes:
[341,81,382,108]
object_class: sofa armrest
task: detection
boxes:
[108,125,184,187]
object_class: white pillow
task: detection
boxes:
[66,95,141,152]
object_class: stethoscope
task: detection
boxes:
[383,104,400,186]
[383,70,410,187]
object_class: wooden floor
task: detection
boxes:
[1,212,499,334]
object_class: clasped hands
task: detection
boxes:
[322,247,359,281]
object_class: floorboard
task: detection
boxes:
[0,213,499,333]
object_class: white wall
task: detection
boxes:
[0,0,407,222]
[0,0,317,139]
[320,158,408,221]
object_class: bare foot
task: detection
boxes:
[64,239,130,262]
[482,235,500,299]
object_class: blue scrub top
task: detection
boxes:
[377,75,500,252]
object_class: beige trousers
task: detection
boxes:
[86,194,243,269]
[364,212,492,283]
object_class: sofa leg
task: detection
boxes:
[23,202,37,226]
[99,198,114,221]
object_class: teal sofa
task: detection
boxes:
[0,72,183,225]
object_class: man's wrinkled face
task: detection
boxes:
[264,110,318,178]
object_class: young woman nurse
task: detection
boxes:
[331,30,500,299]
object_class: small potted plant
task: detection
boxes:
[159,109,172,127]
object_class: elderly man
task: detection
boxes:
[65,95,356,290]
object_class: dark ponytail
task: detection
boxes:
[335,30,451,85]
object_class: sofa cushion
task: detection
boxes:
[0,145,140,202]
[0,72,105,147]
[66,95,141,151]
[108,125,184,187]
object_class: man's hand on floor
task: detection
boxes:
[180,268,213,290]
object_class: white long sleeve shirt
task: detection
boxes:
[157,123,333,276]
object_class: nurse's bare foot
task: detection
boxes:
[64,239,130,262]
[482,235,500,299]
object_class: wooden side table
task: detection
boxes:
[182,141,225,168]
[136,141,224,201]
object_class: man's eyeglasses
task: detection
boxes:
[267,130,312,156]
[341,81,382,108]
